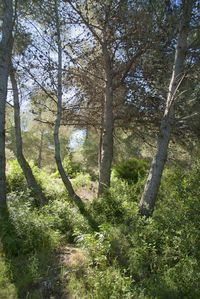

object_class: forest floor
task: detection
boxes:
[76,182,98,201]
[32,185,95,298]
[46,185,97,298]
[35,244,88,298]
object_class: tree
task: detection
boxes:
[53,0,98,230]
[0,0,13,207]
[28,89,58,171]
[54,0,76,198]
[139,0,194,217]
[65,0,154,195]
[10,63,47,205]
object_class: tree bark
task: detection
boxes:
[10,64,47,206]
[139,0,193,217]
[0,0,13,207]
[98,43,114,195]
[98,126,103,171]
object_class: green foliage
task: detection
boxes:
[69,265,133,299]
[6,159,65,201]
[40,198,89,242]
[50,152,81,179]
[0,198,60,297]
[112,158,148,184]
[0,194,61,257]
[6,159,43,194]
[128,165,200,298]
[6,159,26,193]
[72,165,200,298]
[62,152,81,178]
[91,191,127,225]
[1,161,85,297]
[69,225,134,298]
[0,243,17,299]
[3,159,200,298]
[0,172,88,297]
[81,129,99,175]
[75,227,111,267]
[71,172,91,191]
[90,175,145,225]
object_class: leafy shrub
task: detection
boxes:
[90,176,144,225]
[91,193,125,225]
[112,158,148,183]
[3,159,200,298]
[0,194,61,256]
[71,173,91,190]
[69,265,133,299]
[40,198,90,242]
[85,165,200,298]
[6,159,43,195]
[6,159,26,193]
[127,165,200,298]
[75,227,111,267]
[6,159,64,202]
[0,243,17,299]
[70,226,133,298]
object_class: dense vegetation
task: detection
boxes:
[0,0,200,298]
[0,159,200,298]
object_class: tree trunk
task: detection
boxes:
[54,0,98,230]
[10,64,47,205]
[139,0,193,217]
[53,0,77,199]
[0,0,13,207]
[98,44,114,196]
[98,126,103,170]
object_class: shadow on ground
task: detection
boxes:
[0,207,87,299]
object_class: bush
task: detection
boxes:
[112,158,148,184]
[71,173,91,190]
[40,198,90,242]
[6,159,65,201]
[127,165,200,298]
[69,265,133,299]
[0,194,61,256]
[6,159,26,193]
[85,165,200,298]
[90,175,145,225]
[0,243,17,299]
[70,225,133,298]
[3,159,200,298]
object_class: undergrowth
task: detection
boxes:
[1,159,200,298]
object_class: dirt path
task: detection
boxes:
[76,182,98,202]
[39,245,88,299]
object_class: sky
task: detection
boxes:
[68,129,86,151]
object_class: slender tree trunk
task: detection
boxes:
[0,0,13,207]
[139,0,193,217]
[53,0,77,199]
[53,0,98,230]
[98,126,103,170]
[98,44,114,196]
[10,64,47,206]
[98,102,104,172]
